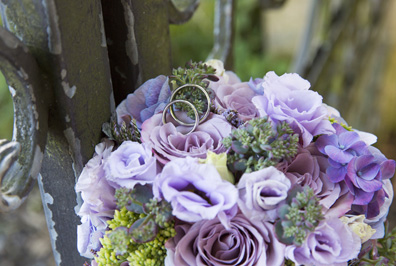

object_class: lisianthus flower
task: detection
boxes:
[141,113,232,164]
[252,71,335,147]
[116,75,171,128]
[199,151,235,184]
[284,144,353,218]
[104,141,158,189]
[285,218,361,266]
[75,140,116,258]
[153,157,238,223]
[169,213,285,266]
[237,166,291,222]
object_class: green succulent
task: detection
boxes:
[222,117,299,177]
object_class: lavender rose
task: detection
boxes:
[284,144,353,218]
[285,218,361,266]
[75,140,117,258]
[104,141,157,189]
[237,166,291,222]
[141,113,232,164]
[213,82,259,121]
[116,75,171,128]
[169,213,285,266]
[252,71,335,147]
[153,157,238,222]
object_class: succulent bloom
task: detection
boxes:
[170,213,285,266]
[104,141,158,189]
[285,218,361,266]
[237,166,291,221]
[252,71,335,147]
[141,113,232,164]
[116,75,171,128]
[153,157,238,222]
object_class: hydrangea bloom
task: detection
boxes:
[116,75,171,128]
[153,157,238,222]
[170,213,285,266]
[252,71,335,147]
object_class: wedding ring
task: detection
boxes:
[169,84,211,126]
[162,99,200,135]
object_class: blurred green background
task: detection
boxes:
[1,0,396,265]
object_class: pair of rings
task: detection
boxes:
[161,84,211,134]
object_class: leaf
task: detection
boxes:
[129,216,158,243]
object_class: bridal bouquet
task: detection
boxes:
[76,60,395,266]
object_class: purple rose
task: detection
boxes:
[237,166,291,222]
[212,81,259,121]
[285,218,361,266]
[153,157,238,222]
[169,213,285,266]
[116,75,171,128]
[284,144,353,218]
[104,141,158,189]
[141,113,232,164]
[75,140,117,258]
[252,71,335,147]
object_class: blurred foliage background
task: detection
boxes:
[0,0,396,265]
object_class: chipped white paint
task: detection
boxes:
[98,13,107,48]
[65,115,70,123]
[37,174,62,265]
[121,0,139,65]
[60,69,67,80]
[30,146,43,180]
[43,0,62,54]
[61,81,76,98]
[8,86,16,97]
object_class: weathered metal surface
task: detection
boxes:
[207,0,235,69]
[168,0,200,24]
[0,0,113,264]
[0,27,48,211]
[101,0,173,105]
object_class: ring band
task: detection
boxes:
[162,99,200,135]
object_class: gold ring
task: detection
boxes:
[162,99,200,135]
[169,84,211,126]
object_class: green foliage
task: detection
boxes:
[0,71,13,140]
[223,117,299,175]
[275,186,324,246]
[102,114,141,146]
[95,207,176,266]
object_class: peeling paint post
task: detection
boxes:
[0,0,201,265]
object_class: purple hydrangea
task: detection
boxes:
[285,218,361,265]
[169,213,285,266]
[116,75,171,128]
[252,71,335,147]
[237,166,291,222]
[141,113,232,164]
[153,157,238,223]
[104,141,158,189]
